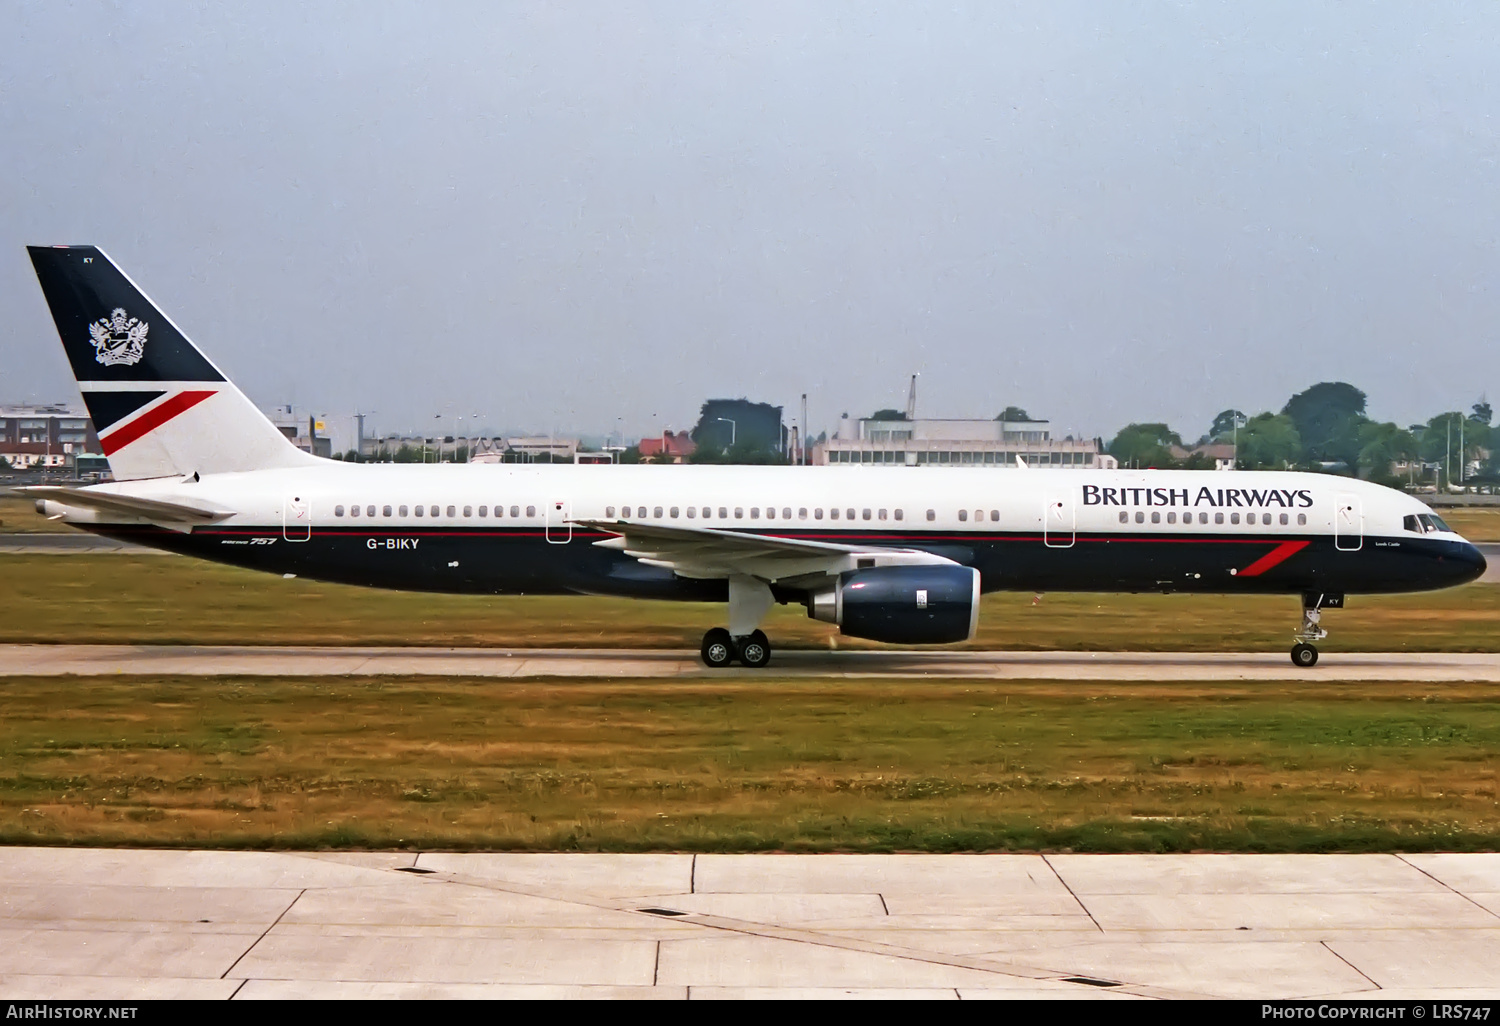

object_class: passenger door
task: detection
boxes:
[1044,491,1075,548]
[1335,493,1363,551]
[546,498,572,544]
[282,495,311,543]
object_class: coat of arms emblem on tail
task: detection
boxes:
[88,307,149,366]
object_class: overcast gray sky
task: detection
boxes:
[4,1,1497,450]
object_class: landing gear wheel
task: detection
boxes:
[701,628,734,668]
[737,629,771,669]
[1291,643,1319,668]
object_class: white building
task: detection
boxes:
[814,415,1113,469]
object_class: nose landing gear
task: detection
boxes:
[1291,592,1341,667]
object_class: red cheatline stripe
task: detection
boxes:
[99,390,217,456]
[1238,539,1310,577]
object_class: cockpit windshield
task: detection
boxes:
[1404,513,1454,534]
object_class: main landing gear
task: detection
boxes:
[700,627,770,668]
[1291,592,1341,667]
[700,576,776,669]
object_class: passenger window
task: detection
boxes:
[734,507,744,519]
[702,507,711,518]
[1297,513,1307,526]
[400,505,409,517]
[686,507,695,518]
[367,505,377,517]
[431,505,440,517]
[718,507,728,519]
[1279,512,1288,525]
[895,510,904,521]
[1200,512,1209,524]
[463,505,472,518]
[830,508,839,520]
[1246,512,1256,525]
[814,508,824,520]
[1215,512,1225,525]
[670,507,679,518]
[653,506,663,518]
[799,508,808,520]
[958,510,968,522]
[783,508,792,520]
[863,509,872,521]
[1151,511,1160,524]
[511,506,520,518]
[414,506,423,517]
[335,505,345,517]
[1119,511,1128,523]
[847,509,856,520]
[1135,511,1145,523]
[350,505,360,518]
[1167,512,1176,524]
[526,505,536,518]
[382,505,393,518]
[750,508,760,519]
[878,509,887,521]
[926,509,936,521]
[446,505,456,518]
[606,506,615,518]
[477,506,486,517]
[973,510,982,523]
[989,510,998,522]
[1230,512,1240,525]
[765,508,775,520]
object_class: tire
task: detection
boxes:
[701,628,734,668]
[1290,643,1319,668]
[737,629,771,669]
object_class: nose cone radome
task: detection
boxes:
[1446,541,1488,586]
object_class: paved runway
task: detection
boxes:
[0,849,1496,999]
[1,643,1497,680]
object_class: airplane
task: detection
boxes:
[21,245,1487,669]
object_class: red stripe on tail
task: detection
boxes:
[1238,539,1310,577]
[99,390,217,456]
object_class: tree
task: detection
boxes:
[1472,398,1493,427]
[617,445,643,465]
[689,399,785,455]
[1354,421,1418,484]
[1107,423,1181,468]
[0,455,8,470]
[393,444,422,464]
[1208,409,1246,441]
[1235,413,1302,470]
[995,406,1031,422]
[1281,382,1367,465]
[869,409,907,421]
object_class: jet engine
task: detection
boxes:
[807,565,980,644]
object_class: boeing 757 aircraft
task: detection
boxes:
[23,246,1487,667]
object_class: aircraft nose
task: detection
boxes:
[1446,540,1489,586]
[1462,541,1489,582]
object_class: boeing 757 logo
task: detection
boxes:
[88,308,149,366]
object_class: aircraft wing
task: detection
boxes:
[20,486,234,526]
[577,519,958,583]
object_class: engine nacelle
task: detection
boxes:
[808,565,980,644]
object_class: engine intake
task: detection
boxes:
[808,565,980,644]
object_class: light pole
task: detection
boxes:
[1232,413,1247,469]
[716,417,736,453]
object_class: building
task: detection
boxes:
[1169,443,1237,471]
[266,405,334,459]
[814,414,1111,469]
[0,403,103,472]
[638,430,696,463]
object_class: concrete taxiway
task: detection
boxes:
[0,849,1496,999]
[1,643,1497,681]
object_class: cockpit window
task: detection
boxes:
[1409,513,1454,534]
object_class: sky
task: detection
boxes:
[3,2,1498,452]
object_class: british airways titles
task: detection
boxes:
[1082,485,1316,509]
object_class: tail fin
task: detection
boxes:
[27,245,316,480]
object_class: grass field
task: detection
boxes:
[0,496,58,534]
[1434,507,1500,541]
[3,553,1497,651]
[0,674,1494,852]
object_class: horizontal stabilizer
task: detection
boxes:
[19,486,234,525]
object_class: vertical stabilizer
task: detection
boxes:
[27,246,316,480]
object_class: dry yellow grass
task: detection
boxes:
[0,675,1495,852]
